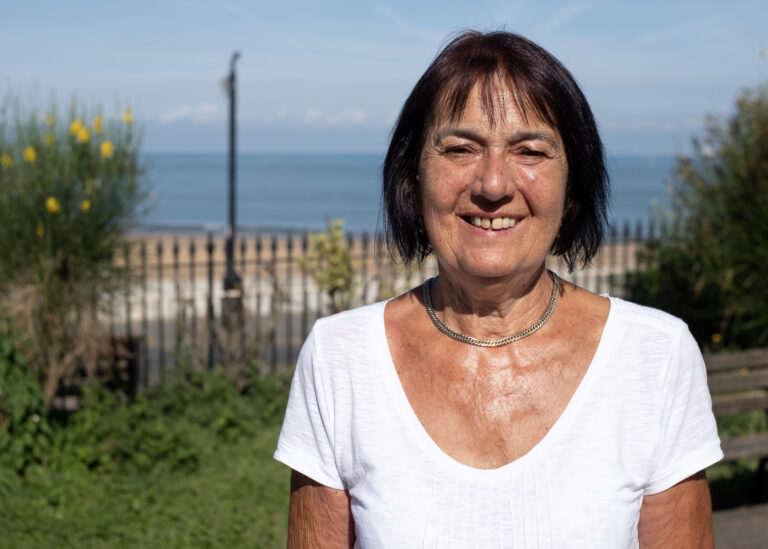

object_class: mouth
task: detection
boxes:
[462,215,518,231]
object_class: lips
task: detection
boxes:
[466,216,518,230]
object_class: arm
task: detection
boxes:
[287,470,355,549]
[637,471,714,549]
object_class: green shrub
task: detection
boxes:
[625,84,768,350]
[0,98,145,405]
[304,218,355,313]
[0,313,54,477]
[51,364,292,475]
[52,384,199,475]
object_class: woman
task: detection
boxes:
[275,31,722,548]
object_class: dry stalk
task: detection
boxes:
[3,280,111,408]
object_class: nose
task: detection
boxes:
[472,150,513,203]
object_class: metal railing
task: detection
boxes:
[109,219,657,389]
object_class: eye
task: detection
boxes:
[445,145,474,155]
[520,147,546,157]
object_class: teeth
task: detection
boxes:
[470,216,516,231]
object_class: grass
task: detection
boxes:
[0,411,289,548]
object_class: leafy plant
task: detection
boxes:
[0,312,53,476]
[0,364,295,547]
[303,218,356,313]
[53,383,199,474]
[0,97,145,405]
[50,363,292,475]
[625,84,768,350]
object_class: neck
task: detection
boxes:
[429,265,555,340]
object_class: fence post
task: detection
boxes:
[239,236,248,360]
[140,240,149,389]
[156,240,166,379]
[286,235,294,365]
[301,233,309,341]
[124,242,132,340]
[173,239,181,365]
[255,236,262,347]
[190,238,197,340]
[270,236,278,373]
[206,233,215,370]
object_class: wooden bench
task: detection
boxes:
[704,347,768,500]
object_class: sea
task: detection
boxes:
[138,153,675,235]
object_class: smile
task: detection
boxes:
[466,216,517,230]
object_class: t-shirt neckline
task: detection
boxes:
[376,296,619,477]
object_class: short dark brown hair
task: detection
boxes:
[382,30,609,271]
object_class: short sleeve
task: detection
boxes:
[644,326,723,494]
[273,328,345,490]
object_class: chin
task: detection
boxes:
[449,259,534,281]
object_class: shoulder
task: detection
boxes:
[312,300,388,337]
[607,297,690,344]
[307,300,389,361]
[602,297,703,384]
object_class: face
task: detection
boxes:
[418,83,568,282]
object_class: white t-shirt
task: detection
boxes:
[274,297,723,549]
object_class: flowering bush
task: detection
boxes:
[0,99,144,405]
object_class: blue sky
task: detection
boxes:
[3,0,766,155]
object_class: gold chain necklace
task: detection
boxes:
[423,270,560,347]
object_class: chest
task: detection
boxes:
[392,341,595,469]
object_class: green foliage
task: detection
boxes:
[304,218,356,313]
[52,365,292,475]
[625,84,768,350]
[53,385,199,474]
[0,96,145,405]
[0,313,53,477]
[0,422,290,548]
[0,365,293,547]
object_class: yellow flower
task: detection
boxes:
[81,199,92,212]
[69,118,83,136]
[711,333,722,344]
[45,196,61,214]
[1,153,12,170]
[77,126,90,144]
[23,146,36,164]
[100,140,114,159]
[44,133,54,146]
[93,115,103,134]
[36,223,45,237]
[46,115,55,127]
[123,108,133,125]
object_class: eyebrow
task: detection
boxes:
[433,128,559,149]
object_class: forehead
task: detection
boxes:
[429,75,557,135]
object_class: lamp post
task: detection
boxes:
[221,51,243,336]
[224,51,241,293]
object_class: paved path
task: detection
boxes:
[713,504,768,548]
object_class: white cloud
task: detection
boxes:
[534,2,591,35]
[159,103,221,124]
[302,108,369,127]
